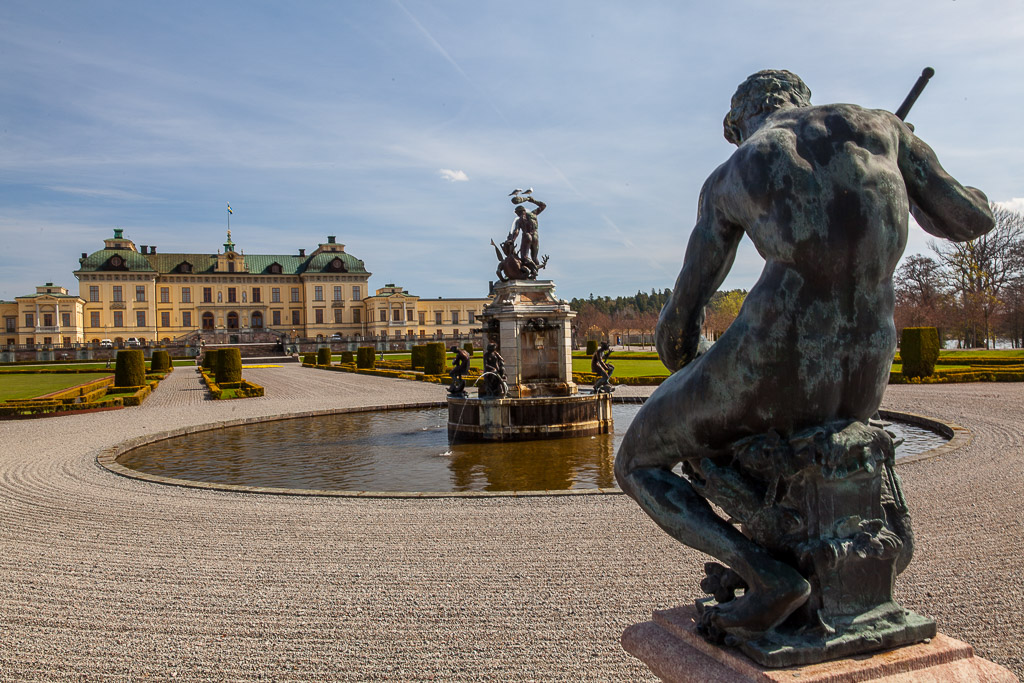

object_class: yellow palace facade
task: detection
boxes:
[1,229,491,349]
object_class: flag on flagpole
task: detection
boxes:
[227,203,233,214]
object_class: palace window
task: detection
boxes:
[314,286,324,301]
[419,312,425,325]
[352,286,361,301]
[252,288,261,303]
[62,313,71,327]
[89,286,100,302]
[161,312,170,327]
[90,312,100,327]
[182,287,191,303]
[113,311,123,327]
[393,309,401,322]
[452,312,459,324]
[272,288,281,303]
[228,288,237,303]
[272,311,281,326]
[112,286,123,302]
[25,314,34,327]
[334,309,343,323]
[182,311,192,327]
[291,310,300,325]
[315,309,324,324]
[136,285,146,302]
[160,287,170,303]
[352,309,361,324]
[203,287,213,303]
[137,311,146,327]
[334,286,343,301]
[379,309,387,322]
[291,288,300,303]
[435,312,442,325]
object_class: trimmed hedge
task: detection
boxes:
[114,350,145,388]
[901,327,940,379]
[411,345,426,369]
[216,348,243,384]
[302,352,316,365]
[463,342,474,356]
[424,342,447,375]
[586,340,599,355]
[202,350,219,371]
[340,350,354,365]
[357,347,376,369]
[317,347,333,366]
[151,350,171,373]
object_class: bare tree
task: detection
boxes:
[929,204,1024,348]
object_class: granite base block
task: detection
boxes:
[621,605,1018,682]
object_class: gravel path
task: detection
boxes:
[0,367,1020,681]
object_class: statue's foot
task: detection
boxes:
[699,561,809,641]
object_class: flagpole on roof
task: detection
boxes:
[227,203,232,234]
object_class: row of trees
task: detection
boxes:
[570,289,748,347]
[895,204,1024,349]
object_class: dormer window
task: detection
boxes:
[327,257,347,272]
[178,261,193,274]
[269,263,283,274]
[106,254,127,270]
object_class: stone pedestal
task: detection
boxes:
[447,393,611,442]
[480,280,576,398]
[622,605,1018,682]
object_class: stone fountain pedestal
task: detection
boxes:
[447,280,611,442]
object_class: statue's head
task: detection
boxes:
[515,205,526,216]
[724,69,811,145]
[487,343,497,352]
[599,341,609,350]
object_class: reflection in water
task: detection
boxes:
[116,405,946,493]
[118,405,641,493]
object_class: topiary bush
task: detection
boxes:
[202,349,219,371]
[357,347,376,369]
[901,327,940,379]
[216,347,243,384]
[586,340,599,355]
[302,352,316,365]
[410,345,426,369]
[114,349,146,387]
[317,347,332,366]
[423,342,447,375]
[151,349,171,373]
[463,342,474,356]
[340,350,354,364]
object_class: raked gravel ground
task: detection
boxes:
[0,364,1020,681]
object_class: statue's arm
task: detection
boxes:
[529,198,546,216]
[897,120,994,241]
[657,173,743,371]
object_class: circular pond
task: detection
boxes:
[114,404,949,494]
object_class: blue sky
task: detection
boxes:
[1,0,1021,302]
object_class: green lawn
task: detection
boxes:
[0,372,113,401]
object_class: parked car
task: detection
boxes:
[330,333,343,341]
[126,337,141,347]
[99,339,114,348]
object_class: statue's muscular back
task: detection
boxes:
[707,104,913,422]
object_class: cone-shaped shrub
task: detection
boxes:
[411,345,426,369]
[463,343,474,356]
[151,349,171,373]
[357,347,375,369]
[317,347,332,366]
[424,342,447,375]
[216,347,243,384]
[114,349,146,387]
[901,327,940,378]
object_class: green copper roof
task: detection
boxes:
[77,249,156,272]
[77,245,368,276]
[302,251,368,274]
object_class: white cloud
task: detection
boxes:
[439,169,469,182]
[995,197,1024,214]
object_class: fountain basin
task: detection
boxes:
[447,393,613,442]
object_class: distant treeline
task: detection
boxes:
[568,289,674,316]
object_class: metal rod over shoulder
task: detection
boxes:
[894,67,935,121]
